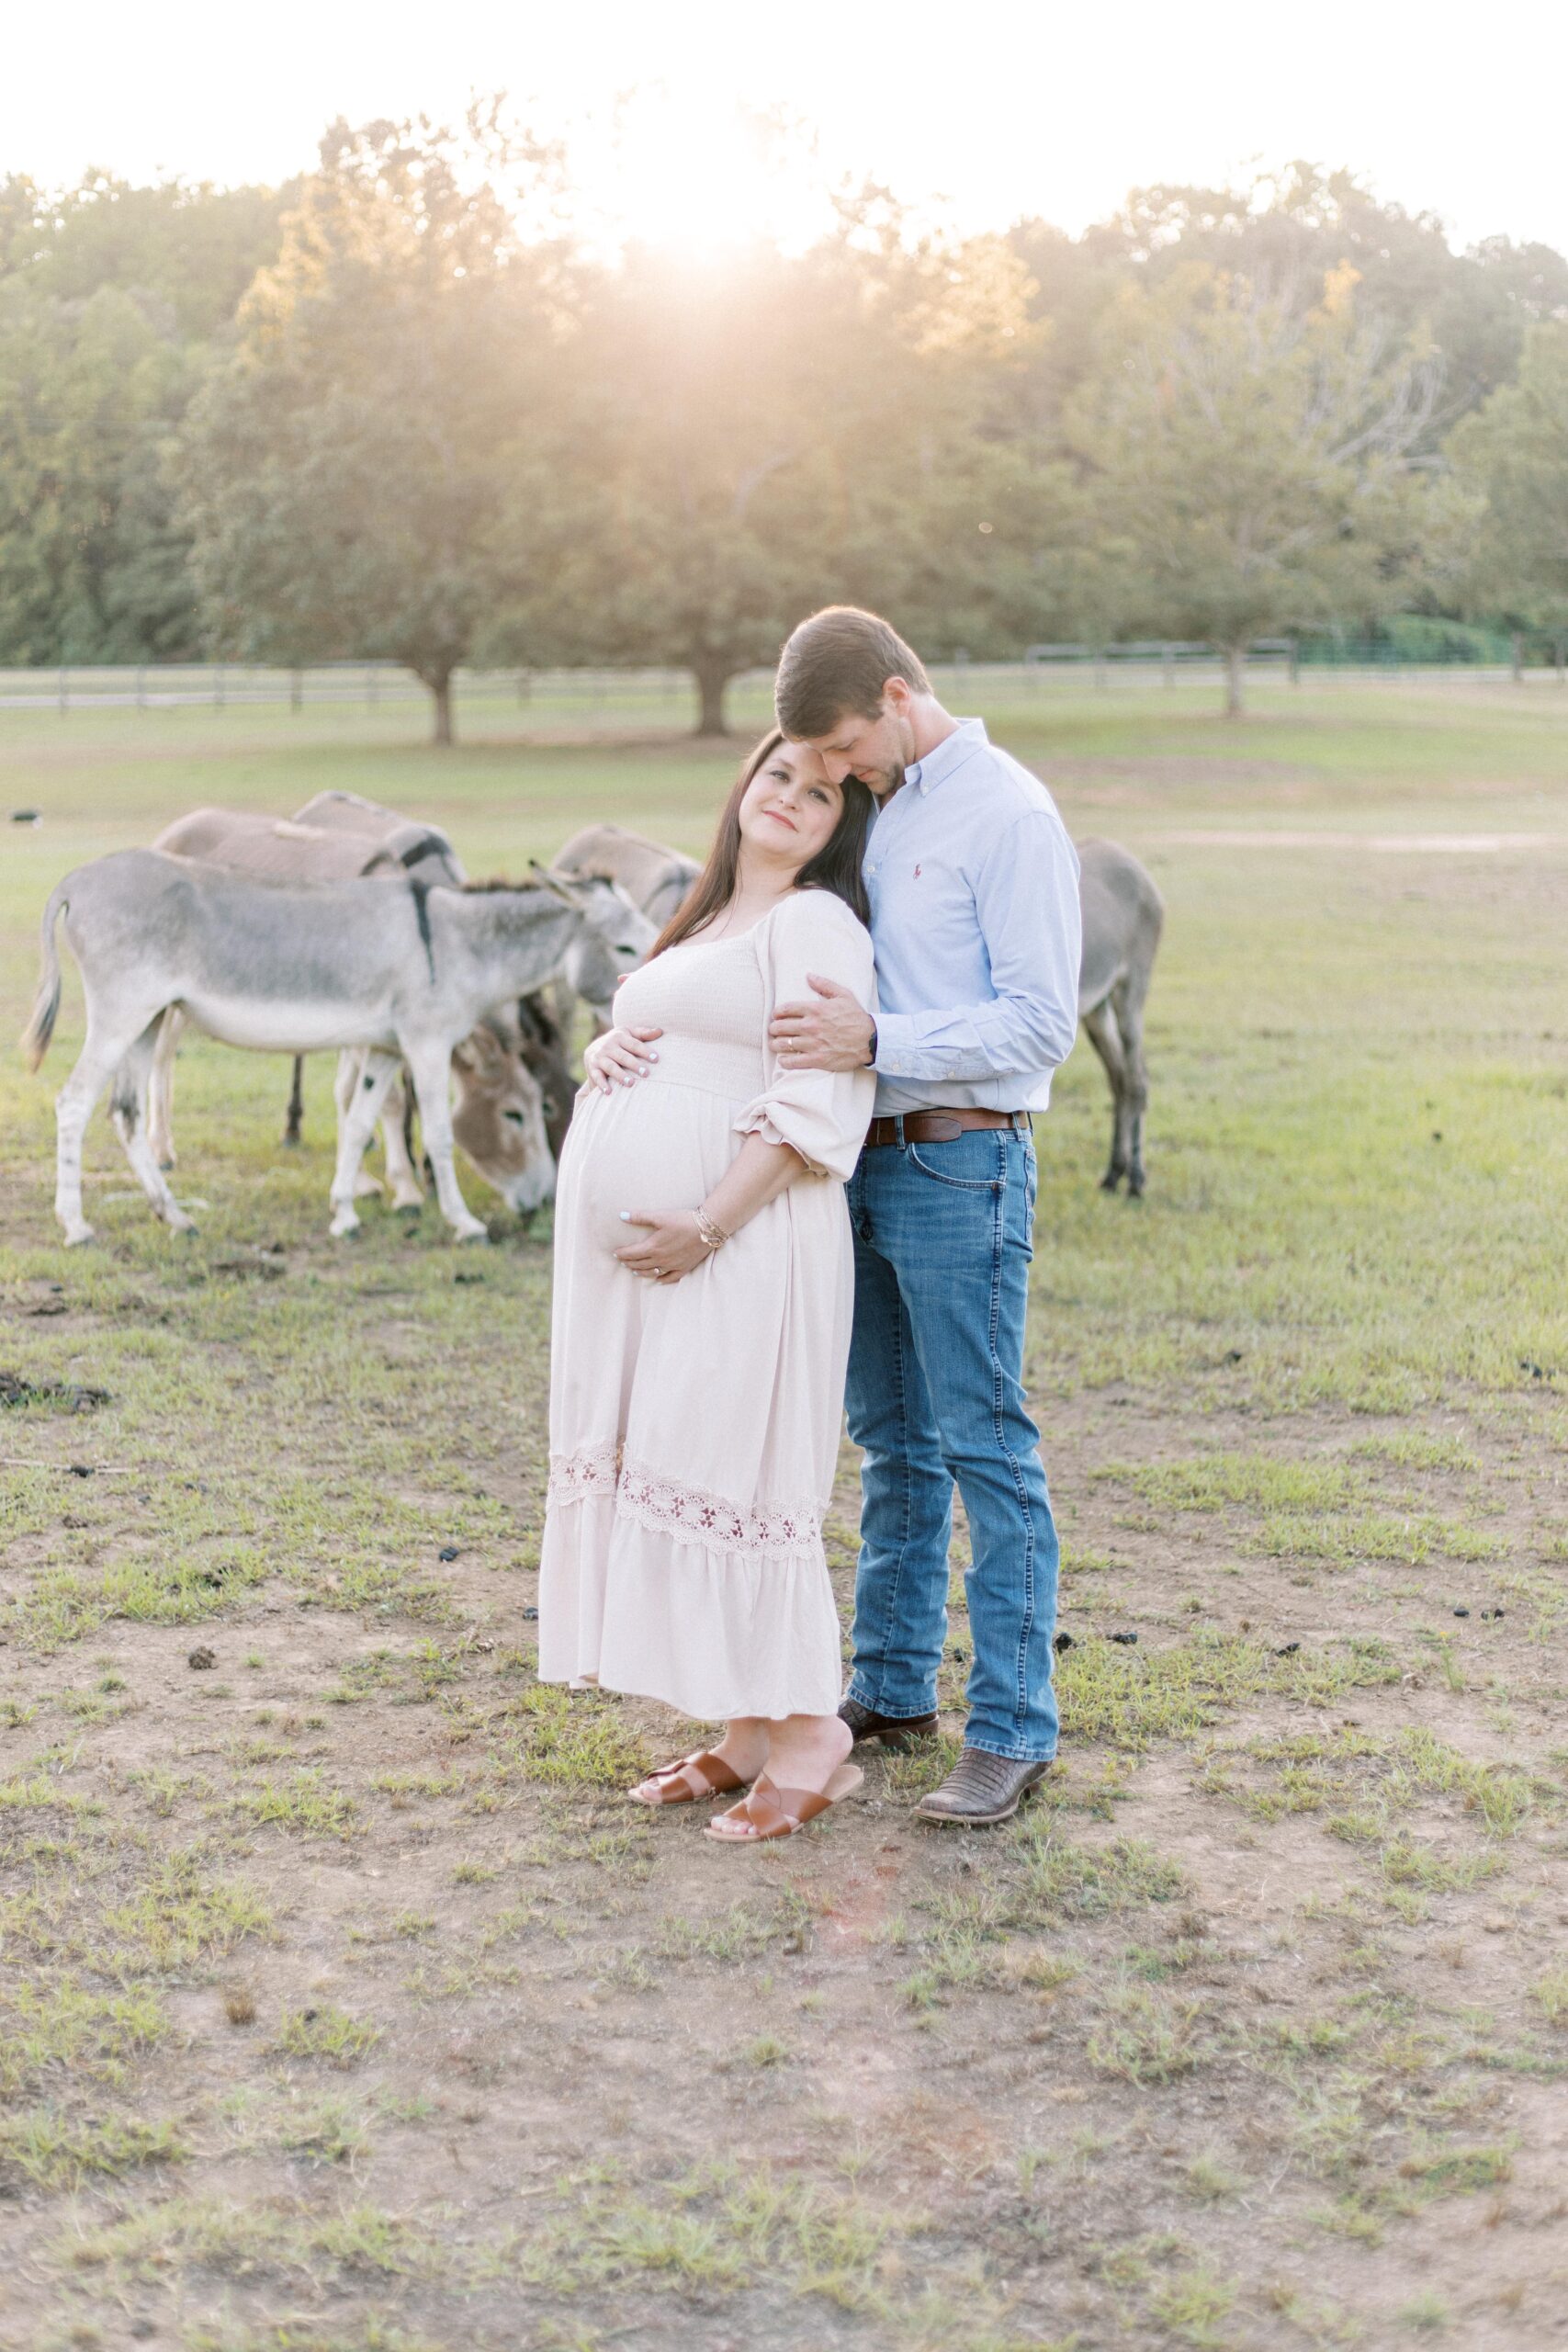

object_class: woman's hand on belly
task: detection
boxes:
[584,1023,663,1095]
[615,1206,709,1283]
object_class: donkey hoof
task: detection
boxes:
[1100,1170,1122,1194]
[329,1213,362,1241]
[62,1222,96,1249]
[451,1220,491,1247]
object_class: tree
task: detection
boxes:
[0,277,201,662]
[1066,262,1440,715]
[0,174,288,663]
[2,171,289,336]
[1447,322,1568,650]
[522,242,840,732]
[180,114,560,743]
[1123,167,1529,423]
[1018,168,1568,460]
[497,218,1071,732]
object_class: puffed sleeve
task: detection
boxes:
[734,892,878,1180]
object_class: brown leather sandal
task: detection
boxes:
[627,1750,749,1807]
[705,1764,863,1843]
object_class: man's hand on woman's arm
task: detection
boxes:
[769,974,875,1073]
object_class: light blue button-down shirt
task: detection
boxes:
[864,718,1081,1116]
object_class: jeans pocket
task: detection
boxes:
[906,1135,1006,1192]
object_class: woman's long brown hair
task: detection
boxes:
[649,729,874,959]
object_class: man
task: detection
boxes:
[770,606,1080,1826]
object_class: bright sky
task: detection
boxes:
[7,0,1568,259]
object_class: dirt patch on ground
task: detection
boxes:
[3,1220,1566,2349]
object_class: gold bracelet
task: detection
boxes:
[694,1207,730,1251]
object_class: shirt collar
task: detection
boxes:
[903,717,987,797]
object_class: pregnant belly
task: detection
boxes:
[560,1082,734,1258]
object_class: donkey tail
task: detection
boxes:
[20,881,68,1071]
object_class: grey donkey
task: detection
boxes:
[563,821,1164,1196]
[1076,838,1164,1197]
[164,790,463,1157]
[21,854,654,1247]
[550,824,700,1041]
[288,795,577,1170]
[148,797,557,1217]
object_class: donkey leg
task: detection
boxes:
[334,1050,384,1195]
[329,1051,400,1238]
[551,979,581,1069]
[403,1043,488,1244]
[1111,978,1152,1199]
[54,1015,160,1246]
[282,1056,305,1148]
[111,1022,197,1234]
[1080,999,1128,1192]
[378,1069,426,1212]
[148,1007,184,1170]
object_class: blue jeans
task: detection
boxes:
[843,1124,1059,1763]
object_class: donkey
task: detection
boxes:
[21,856,653,1247]
[496,992,576,1163]
[550,823,700,1042]
[1076,839,1164,1198]
[566,820,1165,1196]
[347,995,578,1216]
[157,791,464,1153]
[148,800,556,1216]
[554,823,701,930]
[285,790,468,1148]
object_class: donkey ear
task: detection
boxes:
[528,859,586,907]
[455,1026,504,1075]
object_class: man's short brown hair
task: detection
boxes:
[775,606,931,740]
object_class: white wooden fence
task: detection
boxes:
[0,645,1553,726]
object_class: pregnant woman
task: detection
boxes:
[539,732,877,1844]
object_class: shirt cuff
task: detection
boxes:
[868,1010,924,1077]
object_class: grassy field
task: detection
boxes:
[2,679,1567,2352]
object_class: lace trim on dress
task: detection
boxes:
[547,1437,621,1504]
[547,1442,822,1557]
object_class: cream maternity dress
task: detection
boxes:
[539,888,876,1721]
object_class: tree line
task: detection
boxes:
[3,123,1567,736]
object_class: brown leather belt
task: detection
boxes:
[864,1109,1032,1148]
